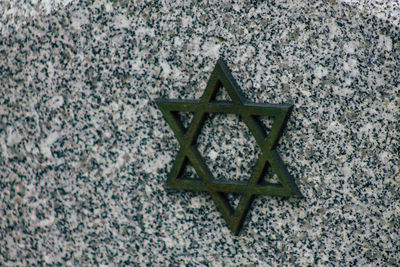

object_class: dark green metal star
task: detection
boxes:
[156,59,302,235]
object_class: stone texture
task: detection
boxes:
[0,0,399,265]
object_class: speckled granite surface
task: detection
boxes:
[1,0,399,265]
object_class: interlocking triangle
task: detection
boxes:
[156,58,302,235]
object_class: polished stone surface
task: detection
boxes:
[1,0,399,265]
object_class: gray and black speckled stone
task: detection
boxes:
[0,0,399,265]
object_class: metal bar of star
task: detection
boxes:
[165,180,292,197]
[155,99,291,116]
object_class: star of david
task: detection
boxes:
[156,59,302,235]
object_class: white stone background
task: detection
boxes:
[2,0,400,26]
[1,0,399,265]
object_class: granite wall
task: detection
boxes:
[1,0,399,265]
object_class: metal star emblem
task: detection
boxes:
[156,59,302,235]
